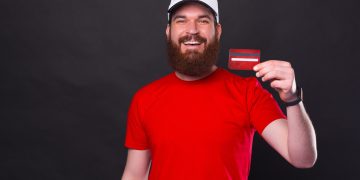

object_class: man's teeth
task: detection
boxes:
[183,41,201,45]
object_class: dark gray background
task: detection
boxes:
[1,0,359,179]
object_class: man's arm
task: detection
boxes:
[262,103,317,168]
[122,149,151,180]
[253,60,317,168]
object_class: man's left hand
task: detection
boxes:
[253,60,297,102]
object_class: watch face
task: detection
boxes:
[298,86,303,100]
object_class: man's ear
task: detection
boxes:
[166,24,170,40]
[216,23,222,41]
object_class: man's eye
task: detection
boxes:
[175,19,185,23]
[199,20,210,24]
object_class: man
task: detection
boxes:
[122,0,317,179]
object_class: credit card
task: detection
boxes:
[228,49,260,70]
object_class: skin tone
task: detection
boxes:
[122,3,317,180]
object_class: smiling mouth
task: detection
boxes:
[183,41,202,46]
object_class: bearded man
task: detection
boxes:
[122,1,317,180]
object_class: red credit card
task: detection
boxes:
[228,49,260,70]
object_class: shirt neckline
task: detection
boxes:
[172,67,223,85]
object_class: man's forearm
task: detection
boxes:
[286,102,317,168]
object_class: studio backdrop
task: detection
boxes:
[1,0,359,179]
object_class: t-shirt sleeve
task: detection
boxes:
[247,78,286,134]
[124,92,150,150]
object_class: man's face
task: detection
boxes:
[166,2,222,77]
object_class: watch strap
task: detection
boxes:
[284,86,303,107]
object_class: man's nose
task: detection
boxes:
[185,21,199,35]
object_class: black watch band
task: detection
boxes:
[284,86,303,107]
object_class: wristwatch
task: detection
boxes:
[284,86,303,107]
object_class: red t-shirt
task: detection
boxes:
[125,68,286,180]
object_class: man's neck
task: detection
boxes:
[175,65,218,81]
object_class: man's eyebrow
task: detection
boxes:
[172,15,186,20]
[198,15,212,20]
[172,14,213,21]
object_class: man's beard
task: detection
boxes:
[167,32,220,77]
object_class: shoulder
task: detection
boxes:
[218,68,259,89]
[131,72,175,105]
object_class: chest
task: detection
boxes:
[143,89,253,150]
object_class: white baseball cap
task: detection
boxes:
[168,0,219,23]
